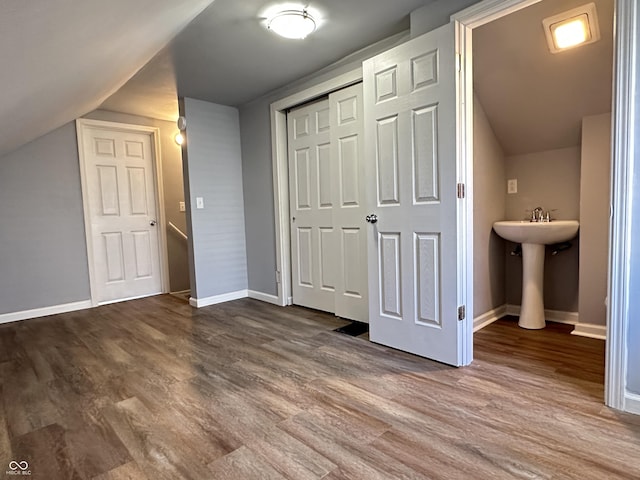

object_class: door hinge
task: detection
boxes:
[457,183,465,199]
[456,53,462,73]
[458,305,466,321]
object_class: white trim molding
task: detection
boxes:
[189,290,249,308]
[270,69,362,307]
[473,305,507,331]
[0,300,93,325]
[248,290,281,306]
[624,392,640,415]
[572,323,607,340]
[505,304,578,325]
[606,0,636,412]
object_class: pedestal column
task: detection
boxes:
[519,243,546,329]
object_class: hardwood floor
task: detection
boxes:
[1,296,639,479]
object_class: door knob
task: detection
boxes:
[366,214,378,224]
[150,220,157,226]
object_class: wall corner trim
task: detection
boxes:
[0,300,93,325]
[505,305,579,325]
[624,392,640,415]
[473,305,507,331]
[248,290,281,306]
[189,290,249,308]
[572,323,607,340]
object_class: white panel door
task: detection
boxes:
[81,125,163,304]
[288,99,336,313]
[329,84,369,322]
[363,23,462,365]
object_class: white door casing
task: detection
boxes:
[364,22,463,366]
[77,120,166,305]
[288,99,335,313]
[330,84,369,322]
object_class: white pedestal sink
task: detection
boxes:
[493,220,579,329]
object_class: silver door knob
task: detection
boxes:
[366,214,378,224]
[150,220,157,226]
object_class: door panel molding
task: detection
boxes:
[77,119,169,306]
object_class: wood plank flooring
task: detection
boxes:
[1,295,639,479]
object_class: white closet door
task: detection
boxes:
[330,84,369,322]
[288,99,336,313]
[363,23,463,365]
[81,125,163,304]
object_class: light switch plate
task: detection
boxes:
[196,197,204,209]
[179,201,186,212]
[507,179,517,194]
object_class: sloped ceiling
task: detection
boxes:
[0,0,214,157]
[474,0,614,156]
[101,0,439,121]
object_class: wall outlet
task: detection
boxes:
[196,197,204,209]
[179,201,186,212]
[507,179,518,194]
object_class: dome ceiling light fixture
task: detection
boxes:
[267,9,317,39]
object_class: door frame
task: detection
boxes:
[76,118,170,306]
[271,69,362,307]
[453,0,633,411]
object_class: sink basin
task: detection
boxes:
[493,220,579,245]
[492,220,579,330]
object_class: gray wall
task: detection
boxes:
[182,98,248,300]
[579,113,611,327]
[84,110,190,292]
[626,4,640,395]
[410,0,480,37]
[0,122,90,314]
[473,95,506,316]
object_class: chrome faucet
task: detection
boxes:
[530,206,551,222]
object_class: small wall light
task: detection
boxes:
[543,3,600,53]
[267,9,316,39]
[175,132,184,145]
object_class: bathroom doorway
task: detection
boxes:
[460,0,614,399]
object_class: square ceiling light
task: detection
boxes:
[542,3,600,53]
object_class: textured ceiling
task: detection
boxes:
[473,0,614,156]
[0,0,214,157]
[101,0,438,120]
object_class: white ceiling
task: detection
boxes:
[473,0,614,156]
[0,0,215,157]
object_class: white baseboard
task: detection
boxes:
[0,300,93,325]
[571,323,607,340]
[506,304,578,325]
[170,289,191,296]
[624,392,640,415]
[474,305,507,331]
[248,290,281,306]
[189,290,249,308]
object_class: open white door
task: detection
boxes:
[364,22,463,366]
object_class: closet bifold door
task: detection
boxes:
[329,83,369,323]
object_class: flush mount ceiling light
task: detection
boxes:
[543,3,600,53]
[267,9,316,39]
